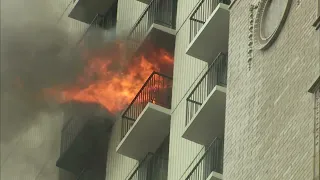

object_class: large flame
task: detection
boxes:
[43,41,174,113]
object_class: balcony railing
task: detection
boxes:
[189,0,231,43]
[183,137,224,180]
[186,53,228,126]
[126,153,169,180]
[121,72,172,140]
[77,2,117,46]
[60,113,94,155]
[127,0,177,53]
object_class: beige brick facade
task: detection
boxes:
[315,87,320,179]
[225,0,320,180]
[311,78,320,180]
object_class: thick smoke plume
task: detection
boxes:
[0,0,118,143]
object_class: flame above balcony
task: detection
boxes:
[43,41,173,113]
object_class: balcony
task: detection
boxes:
[186,0,230,62]
[126,0,177,58]
[125,137,169,180]
[116,72,172,160]
[69,0,117,24]
[181,138,224,180]
[56,102,114,175]
[77,5,117,48]
[182,53,227,145]
[126,152,168,180]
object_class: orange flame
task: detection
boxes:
[43,42,173,113]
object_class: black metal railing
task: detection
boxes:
[78,15,108,46]
[121,72,172,140]
[189,0,231,43]
[126,153,169,180]
[99,1,118,30]
[78,2,117,46]
[184,137,224,180]
[186,53,227,126]
[127,0,177,53]
[60,113,94,155]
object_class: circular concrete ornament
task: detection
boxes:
[253,0,293,50]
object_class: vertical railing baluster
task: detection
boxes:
[127,0,177,55]
[185,53,228,127]
[121,72,172,142]
[183,138,224,180]
[127,153,168,180]
[189,0,231,43]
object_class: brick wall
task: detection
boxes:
[315,86,320,180]
[224,0,320,179]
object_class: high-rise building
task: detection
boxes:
[1,0,319,180]
[107,0,319,179]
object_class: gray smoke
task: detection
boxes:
[0,0,118,143]
[1,0,85,92]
